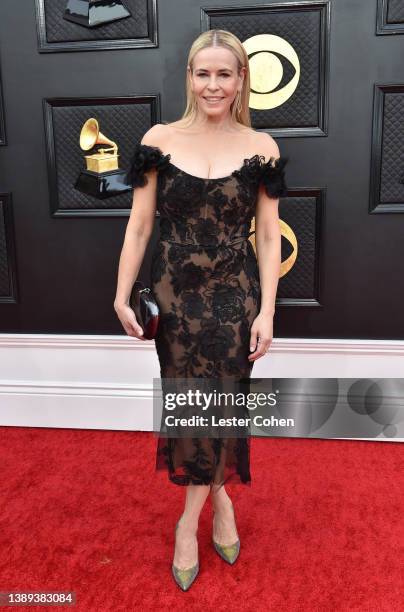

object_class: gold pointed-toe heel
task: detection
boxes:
[213,537,240,565]
[172,518,199,591]
[212,507,240,565]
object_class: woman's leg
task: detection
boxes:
[211,484,239,545]
[173,483,210,569]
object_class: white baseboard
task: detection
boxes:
[0,334,403,431]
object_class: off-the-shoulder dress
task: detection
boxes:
[127,142,288,487]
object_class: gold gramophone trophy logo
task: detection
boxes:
[74,118,131,198]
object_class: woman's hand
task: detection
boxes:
[248,312,274,362]
[114,302,146,340]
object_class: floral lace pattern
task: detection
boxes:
[127,142,288,487]
[126,142,288,197]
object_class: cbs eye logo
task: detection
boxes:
[249,218,298,278]
[243,34,300,109]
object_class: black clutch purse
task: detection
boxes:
[129,280,160,340]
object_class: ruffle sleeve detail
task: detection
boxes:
[126,142,171,187]
[259,156,289,198]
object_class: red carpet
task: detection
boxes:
[0,426,403,611]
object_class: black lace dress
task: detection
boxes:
[127,141,288,487]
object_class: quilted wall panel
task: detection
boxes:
[43,96,160,215]
[0,194,17,302]
[377,0,404,34]
[35,0,157,51]
[0,53,6,146]
[202,2,330,135]
[370,84,404,213]
[277,193,321,303]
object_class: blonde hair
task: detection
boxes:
[175,29,251,128]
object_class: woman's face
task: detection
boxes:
[188,46,245,117]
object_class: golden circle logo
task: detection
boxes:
[249,218,298,278]
[278,219,298,277]
[243,34,300,109]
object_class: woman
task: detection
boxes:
[114,29,288,591]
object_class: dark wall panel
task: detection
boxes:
[0,0,403,339]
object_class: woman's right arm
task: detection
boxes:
[113,129,161,339]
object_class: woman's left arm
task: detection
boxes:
[248,139,282,362]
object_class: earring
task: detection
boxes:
[236,92,242,114]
